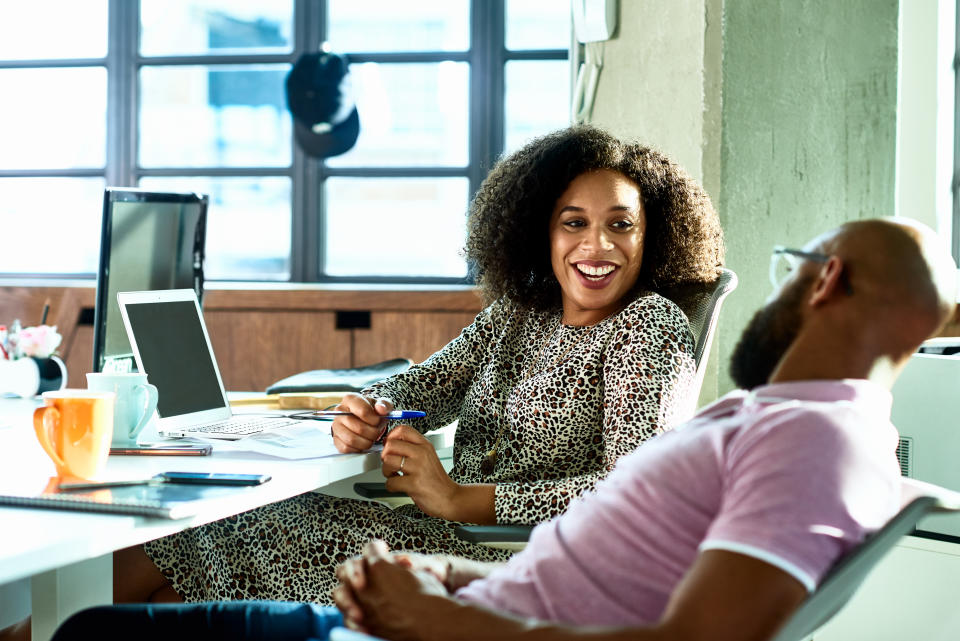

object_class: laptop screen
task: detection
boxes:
[123,299,227,417]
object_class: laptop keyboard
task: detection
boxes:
[191,416,300,436]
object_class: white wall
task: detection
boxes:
[896,0,955,248]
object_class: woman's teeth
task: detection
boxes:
[576,264,615,280]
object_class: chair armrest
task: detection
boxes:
[454,525,535,543]
[353,482,409,499]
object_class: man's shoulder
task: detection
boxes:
[732,395,893,464]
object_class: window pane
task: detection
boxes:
[0,68,106,170]
[0,2,107,60]
[327,0,469,53]
[0,178,105,274]
[139,177,291,281]
[506,0,571,51]
[140,0,293,56]
[325,178,468,278]
[326,62,468,167]
[140,65,292,168]
[504,60,570,155]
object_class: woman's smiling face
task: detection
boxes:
[549,169,646,326]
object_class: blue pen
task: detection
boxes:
[290,410,425,421]
[382,410,426,420]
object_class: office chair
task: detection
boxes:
[453,268,739,548]
[266,358,414,394]
[664,267,739,418]
[330,479,960,641]
[768,477,960,641]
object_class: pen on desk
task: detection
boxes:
[40,298,50,325]
[58,478,161,491]
[310,410,425,419]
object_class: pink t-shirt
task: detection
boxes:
[455,380,901,626]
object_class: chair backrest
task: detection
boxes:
[659,267,738,417]
[768,479,960,641]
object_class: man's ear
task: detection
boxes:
[808,256,845,307]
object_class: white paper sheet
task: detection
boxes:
[179,423,358,460]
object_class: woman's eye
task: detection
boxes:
[611,220,634,230]
[563,219,586,228]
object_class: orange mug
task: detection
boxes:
[33,389,115,480]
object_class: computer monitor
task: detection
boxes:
[92,188,208,373]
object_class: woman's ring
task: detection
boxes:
[400,456,406,471]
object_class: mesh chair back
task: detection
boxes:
[661,268,738,368]
[658,268,738,419]
[768,495,942,641]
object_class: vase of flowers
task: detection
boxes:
[0,321,66,397]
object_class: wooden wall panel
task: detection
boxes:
[0,287,54,325]
[203,288,481,312]
[63,326,94,387]
[0,286,95,386]
[204,310,352,391]
[357,311,480,366]
[0,285,483,393]
[54,288,96,385]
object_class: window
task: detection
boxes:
[0,0,570,282]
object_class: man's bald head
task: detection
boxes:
[730,217,957,390]
[814,218,957,351]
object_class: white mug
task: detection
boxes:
[0,358,40,398]
[86,372,159,446]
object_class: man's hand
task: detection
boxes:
[331,393,394,453]
[334,540,451,637]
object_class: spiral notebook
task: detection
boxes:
[0,479,249,519]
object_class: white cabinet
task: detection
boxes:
[814,536,960,640]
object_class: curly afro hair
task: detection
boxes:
[464,125,725,311]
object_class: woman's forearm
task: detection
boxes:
[444,483,497,524]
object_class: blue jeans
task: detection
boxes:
[51,601,344,641]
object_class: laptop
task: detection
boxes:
[116,289,300,440]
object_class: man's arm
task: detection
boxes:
[651,549,807,641]
[349,548,807,641]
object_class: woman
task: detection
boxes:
[117,125,724,605]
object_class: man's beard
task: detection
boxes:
[729,275,810,390]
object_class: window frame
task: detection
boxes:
[0,0,569,283]
[954,0,960,262]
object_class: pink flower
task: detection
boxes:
[17,325,62,358]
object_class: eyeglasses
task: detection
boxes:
[769,246,853,295]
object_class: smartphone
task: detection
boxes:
[157,472,271,486]
[110,445,212,456]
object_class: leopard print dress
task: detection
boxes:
[143,292,695,604]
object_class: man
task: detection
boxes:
[48,218,958,641]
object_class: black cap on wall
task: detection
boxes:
[285,50,360,158]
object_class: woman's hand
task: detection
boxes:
[331,393,394,454]
[380,425,462,519]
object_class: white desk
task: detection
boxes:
[0,397,453,641]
